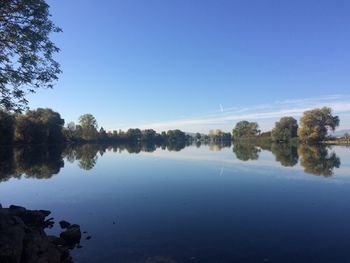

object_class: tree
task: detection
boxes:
[126,128,142,141]
[99,127,108,141]
[343,133,350,140]
[208,129,232,142]
[14,108,64,143]
[0,0,62,112]
[0,110,15,144]
[232,121,260,140]
[78,114,98,141]
[298,107,339,143]
[271,117,298,142]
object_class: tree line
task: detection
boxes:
[0,109,191,145]
[0,106,344,145]
[231,107,341,143]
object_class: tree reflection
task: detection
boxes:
[208,141,232,151]
[0,141,344,182]
[14,145,64,179]
[298,144,340,176]
[63,144,104,170]
[0,145,64,182]
[271,143,299,167]
[233,142,260,161]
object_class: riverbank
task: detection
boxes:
[0,204,81,263]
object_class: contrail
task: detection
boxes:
[219,104,224,112]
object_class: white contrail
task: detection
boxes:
[219,104,224,112]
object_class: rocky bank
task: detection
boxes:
[0,204,81,263]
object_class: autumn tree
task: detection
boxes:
[232,121,260,140]
[78,114,98,141]
[298,107,339,143]
[271,117,298,142]
[0,0,61,112]
[14,108,64,143]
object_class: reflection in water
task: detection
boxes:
[271,143,299,167]
[298,144,341,176]
[0,141,344,181]
[0,145,64,182]
[233,142,260,161]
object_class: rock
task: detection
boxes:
[0,212,26,263]
[0,205,75,263]
[59,220,71,229]
[39,210,51,217]
[9,205,26,212]
[60,225,81,246]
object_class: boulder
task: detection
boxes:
[60,224,81,246]
[59,220,71,229]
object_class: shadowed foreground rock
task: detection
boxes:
[0,205,81,263]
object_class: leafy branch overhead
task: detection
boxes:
[0,0,61,112]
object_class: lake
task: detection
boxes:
[0,143,350,263]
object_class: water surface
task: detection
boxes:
[0,143,349,263]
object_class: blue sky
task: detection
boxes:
[28,0,350,132]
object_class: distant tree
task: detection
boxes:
[166,129,187,142]
[63,121,76,141]
[0,111,15,144]
[343,133,350,140]
[141,129,157,141]
[208,129,231,142]
[99,127,108,140]
[298,107,339,143]
[195,132,201,140]
[126,128,142,141]
[0,0,62,112]
[271,117,298,142]
[79,114,98,141]
[232,121,260,140]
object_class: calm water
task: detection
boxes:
[1,143,350,263]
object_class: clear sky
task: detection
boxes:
[28,0,350,133]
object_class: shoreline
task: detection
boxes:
[0,204,82,263]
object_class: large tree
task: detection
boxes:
[0,0,61,112]
[298,107,339,143]
[271,116,298,142]
[79,114,98,141]
[232,121,260,140]
[14,108,64,143]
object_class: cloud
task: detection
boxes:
[113,95,350,132]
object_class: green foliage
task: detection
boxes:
[166,129,187,141]
[78,114,98,141]
[0,0,61,112]
[298,107,339,143]
[271,117,298,142]
[14,108,64,144]
[232,121,260,140]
